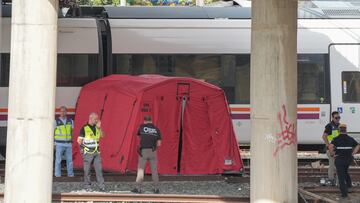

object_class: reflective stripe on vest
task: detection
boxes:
[336,147,353,149]
[327,128,339,142]
[54,119,73,142]
[83,126,101,154]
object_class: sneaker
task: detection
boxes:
[154,189,160,194]
[326,180,336,186]
[131,188,142,194]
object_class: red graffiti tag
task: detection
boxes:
[273,105,297,156]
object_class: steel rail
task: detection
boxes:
[298,188,338,203]
[303,187,360,193]
[0,193,249,203]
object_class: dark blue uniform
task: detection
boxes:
[331,134,358,197]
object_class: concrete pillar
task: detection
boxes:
[4,1,58,202]
[250,0,298,203]
[196,0,204,7]
[120,0,126,6]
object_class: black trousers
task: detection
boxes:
[335,158,352,197]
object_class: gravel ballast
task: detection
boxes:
[52,181,249,197]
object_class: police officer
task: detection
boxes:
[322,111,340,185]
[54,106,74,177]
[77,112,105,191]
[131,115,162,194]
[329,124,360,199]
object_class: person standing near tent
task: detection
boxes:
[322,111,340,185]
[54,106,74,177]
[131,115,162,194]
[77,112,105,191]
[329,124,360,199]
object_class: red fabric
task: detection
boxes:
[73,74,243,174]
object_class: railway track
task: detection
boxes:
[0,193,249,203]
[0,168,359,183]
[0,189,358,202]
[299,187,360,202]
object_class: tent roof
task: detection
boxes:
[84,74,222,96]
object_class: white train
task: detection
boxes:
[1,2,360,154]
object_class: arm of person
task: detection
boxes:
[322,132,330,146]
[157,140,162,147]
[96,120,105,138]
[99,128,105,138]
[77,137,84,145]
[77,127,85,145]
[329,143,335,156]
[322,124,332,147]
[350,138,359,156]
[353,145,360,156]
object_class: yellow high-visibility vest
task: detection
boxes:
[327,125,339,142]
[83,125,101,154]
[54,118,73,142]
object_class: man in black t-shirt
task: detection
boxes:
[329,124,360,199]
[131,115,162,194]
[322,111,341,184]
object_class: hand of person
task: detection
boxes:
[96,120,101,128]
[77,137,83,145]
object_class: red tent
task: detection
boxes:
[73,75,243,174]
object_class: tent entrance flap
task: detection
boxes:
[177,96,188,173]
[176,83,190,173]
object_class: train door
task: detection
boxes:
[330,44,360,134]
[96,18,112,76]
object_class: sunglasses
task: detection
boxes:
[334,116,341,119]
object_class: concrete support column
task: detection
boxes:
[196,0,204,7]
[250,0,298,203]
[120,0,126,6]
[4,1,58,202]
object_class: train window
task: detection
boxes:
[113,55,158,75]
[113,54,242,103]
[0,54,10,87]
[234,55,250,104]
[174,55,221,84]
[342,72,360,103]
[114,54,328,104]
[298,54,327,104]
[57,54,100,86]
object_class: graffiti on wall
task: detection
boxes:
[273,104,297,156]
